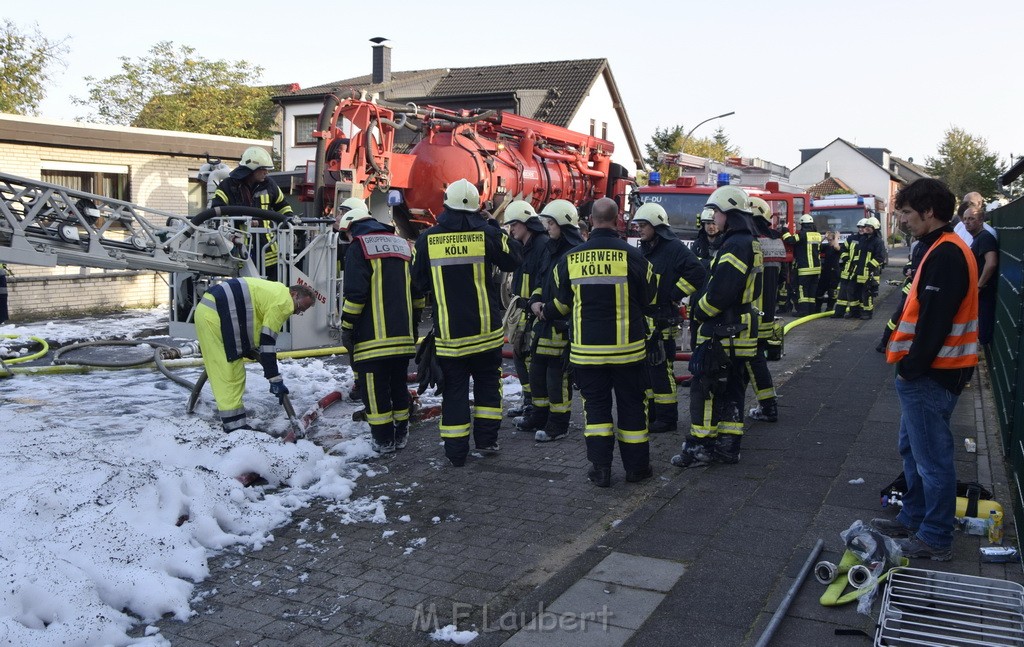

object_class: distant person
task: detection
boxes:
[0,263,9,324]
[781,214,823,316]
[963,208,998,347]
[872,178,978,561]
[953,192,996,244]
[815,230,841,313]
[195,278,316,432]
[210,146,294,281]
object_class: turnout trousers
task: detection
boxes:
[194,303,248,432]
[528,351,572,433]
[688,343,746,440]
[645,337,678,426]
[437,348,503,462]
[795,273,820,316]
[575,363,650,472]
[357,357,412,446]
[745,341,776,405]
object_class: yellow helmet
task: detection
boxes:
[705,186,750,214]
[336,207,373,231]
[444,179,481,212]
[632,202,669,227]
[503,199,538,225]
[748,197,772,222]
[539,199,579,227]
[867,217,881,229]
[240,146,274,171]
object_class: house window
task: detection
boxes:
[187,178,206,216]
[601,122,608,140]
[589,119,595,136]
[294,114,318,146]
[41,162,130,201]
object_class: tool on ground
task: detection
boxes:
[280,393,304,443]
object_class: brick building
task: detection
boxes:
[0,114,269,321]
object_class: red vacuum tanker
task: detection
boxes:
[298,97,633,236]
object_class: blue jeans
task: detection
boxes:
[894,375,959,549]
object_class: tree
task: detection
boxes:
[74,41,275,139]
[0,20,68,115]
[925,127,1003,200]
[642,123,739,182]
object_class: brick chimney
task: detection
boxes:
[370,37,391,84]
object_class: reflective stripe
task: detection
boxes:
[474,406,502,420]
[584,423,614,437]
[615,428,648,444]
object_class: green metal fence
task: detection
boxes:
[989,198,1024,533]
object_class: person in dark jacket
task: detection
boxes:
[520,200,586,442]
[503,200,551,421]
[832,221,867,318]
[546,197,657,487]
[210,146,294,281]
[963,208,998,346]
[338,207,420,454]
[856,217,887,318]
[871,178,978,561]
[410,179,523,466]
[672,186,761,467]
[816,230,842,312]
[632,202,705,433]
[781,214,823,316]
[746,197,782,423]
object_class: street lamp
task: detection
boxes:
[680,111,736,152]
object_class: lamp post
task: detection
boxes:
[680,111,736,153]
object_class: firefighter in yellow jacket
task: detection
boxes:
[195,277,316,432]
[545,198,657,487]
[338,207,421,454]
[410,179,523,466]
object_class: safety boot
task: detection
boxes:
[507,403,533,418]
[587,464,612,488]
[514,410,545,433]
[748,398,778,423]
[670,438,714,468]
[625,465,654,483]
[649,419,678,434]
[534,424,568,442]
[712,434,742,464]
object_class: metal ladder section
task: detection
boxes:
[875,567,1024,646]
[0,170,245,275]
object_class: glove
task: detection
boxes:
[341,328,354,353]
[269,376,289,403]
[646,337,667,366]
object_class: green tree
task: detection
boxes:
[642,123,739,182]
[0,20,68,115]
[74,41,275,139]
[925,127,1003,200]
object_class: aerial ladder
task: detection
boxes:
[0,171,342,350]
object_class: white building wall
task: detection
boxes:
[280,100,324,171]
[790,141,891,207]
[566,81,638,176]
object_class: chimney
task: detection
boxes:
[824,160,831,179]
[370,37,391,84]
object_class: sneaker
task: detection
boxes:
[625,465,654,483]
[649,420,678,434]
[748,402,778,423]
[670,441,713,468]
[896,535,952,562]
[871,518,915,539]
[476,444,501,454]
[587,465,611,488]
[371,441,396,455]
[535,429,568,443]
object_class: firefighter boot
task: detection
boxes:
[587,464,612,488]
[395,420,409,450]
[507,402,533,418]
[535,420,569,443]
[748,398,778,423]
[831,305,846,319]
[670,437,714,468]
[514,409,546,433]
[713,434,742,464]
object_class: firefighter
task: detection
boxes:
[210,146,294,281]
[333,196,369,405]
[632,202,705,433]
[692,209,722,265]
[746,197,780,423]
[410,179,522,466]
[520,200,586,442]
[504,200,551,421]
[831,219,867,318]
[816,229,842,312]
[856,217,887,318]
[194,277,316,432]
[672,186,760,467]
[781,214,823,316]
[545,197,657,486]
[337,207,419,454]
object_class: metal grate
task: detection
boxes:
[876,567,1024,646]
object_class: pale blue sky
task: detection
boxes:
[9,0,1023,173]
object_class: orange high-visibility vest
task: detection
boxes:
[886,232,979,368]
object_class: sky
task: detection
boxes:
[0,309,487,645]
[8,1,1024,171]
